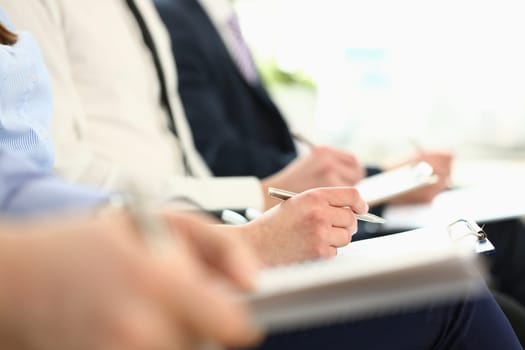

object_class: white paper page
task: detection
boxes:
[383,184,525,230]
[356,162,437,206]
[250,226,484,331]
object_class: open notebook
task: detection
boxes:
[356,162,438,206]
[248,222,486,332]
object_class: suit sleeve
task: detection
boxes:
[157,4,295,178]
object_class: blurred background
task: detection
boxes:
[234,0,525,184]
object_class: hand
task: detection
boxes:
[262,146,366,209]
[235,187,368,266]
[162,211,260,290]
[388,150,454,204]
[0,213,262,350]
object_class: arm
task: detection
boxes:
[0,151,108,216]
[0,211,261,349]
[215,187,369,266]
[158,4,296,178]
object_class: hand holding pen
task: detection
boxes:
[269,187,386,224]
[241,187,376,265]
[261,135,366,210]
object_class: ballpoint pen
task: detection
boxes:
[291,132,316,149]
[268,187,387,224]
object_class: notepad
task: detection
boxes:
[382,184,525,231]
[356,162,438,206]
[248,223,486,332]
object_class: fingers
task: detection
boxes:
[312,147,366,186]
[327,227,354,248]
[326,206,358,231]
[153,240,263,349]
[331,162,365,185]
[320,187,369,214]
[418,151,453,175]
[198,229,260,291]
[105,301,187,350]
[313,146,361,168]
[163,213,259,291]
[173,268,263,348]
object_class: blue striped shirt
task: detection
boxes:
[0,7,54,170]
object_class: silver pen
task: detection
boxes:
[268,187,387,224]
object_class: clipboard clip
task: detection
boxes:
[447,218,487,242]
[447,218,493,254]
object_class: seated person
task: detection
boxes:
[2,0,448,216]
[154,0,452,204]
[154,0,525,309]
[0,149,522,350]
[0,15,522,348]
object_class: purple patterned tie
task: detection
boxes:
[227,14,259,84]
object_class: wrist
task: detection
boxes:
[221,221,265,263]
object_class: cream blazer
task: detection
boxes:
[0,0,264,210]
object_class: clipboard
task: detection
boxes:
[356,162,439,206]
[248,219,489,332]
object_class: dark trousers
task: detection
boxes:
[485,219,525,306]
[252,294,522,350]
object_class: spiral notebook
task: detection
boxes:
[248,220,487,332]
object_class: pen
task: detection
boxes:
[118,189,177,257]
[268,187,387,224]
[292,132,316,149]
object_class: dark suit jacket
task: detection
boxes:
[155,0,297,179]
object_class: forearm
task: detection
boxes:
[213,221,272,267]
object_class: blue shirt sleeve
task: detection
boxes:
[0,6,55,170]
[0,151,109,217]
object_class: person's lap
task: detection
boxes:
[251,294,522,350]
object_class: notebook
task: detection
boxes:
[356,162,438,206]
[382,184,525,230]
[248,221,486,332]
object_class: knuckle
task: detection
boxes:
[305,208,326,226]
[303,190,324,204]
[320,160,335,175]
[347,187,360,198]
